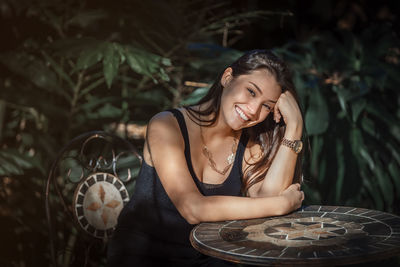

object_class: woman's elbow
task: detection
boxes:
[177,196,204,225]
[185,215,201,225]
[180,204,200,224]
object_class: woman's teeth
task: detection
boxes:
[236,107,249,121]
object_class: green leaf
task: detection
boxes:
[361,116,376,137]
[158,68,170,82]
[362,173,384,210]
[0,52,66,98]
[335,139,345,203]
[76,42,106,70]
[41,51,75,91]
[0,149,35,175]
[103,43,120,88]
[78,77,105,98]
[95,103,123,118]
[161,57,172,66]
[310,135,324,177]
[0,160,22,175]
[20,133,34,146]
[375,163,394,206]
[180,87,209,105]
[305,87,329,135]
[65,10,108,28]
[360,147,374,170]
[349,128,363,159]
[351,98,366,123]
[125,46,162,81]
[333,86,348,114]
[318,156,327,184]
[78,96,120,112]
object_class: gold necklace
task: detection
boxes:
[199,125,238,175]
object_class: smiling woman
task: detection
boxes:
[107,50,305,267]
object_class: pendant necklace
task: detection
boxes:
[199,124,238,175]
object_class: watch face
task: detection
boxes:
[294,141,303,153]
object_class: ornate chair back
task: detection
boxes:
[45,131,142,267]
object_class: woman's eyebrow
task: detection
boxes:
[249,82,262,94]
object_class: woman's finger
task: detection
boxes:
[273,95,282,122]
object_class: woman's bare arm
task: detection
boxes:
[247,91,303,198]
[146,111,303,224]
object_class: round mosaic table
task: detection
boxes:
[190,205,400,266]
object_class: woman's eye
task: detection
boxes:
[263,104,272,111]
[247,88,256,97]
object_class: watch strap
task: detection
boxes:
[281,138,302,153]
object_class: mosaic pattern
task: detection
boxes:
[190,206,400,266]
[73,173,129,239]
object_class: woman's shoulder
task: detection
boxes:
[148,108,188,128]
[148,110,178,131]
[146,109,184,145]
[148,110,171,121]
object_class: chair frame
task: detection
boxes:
[45,131,142,267]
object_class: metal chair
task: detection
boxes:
[45,131,142,267]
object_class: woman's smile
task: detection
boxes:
[235,106,250,121]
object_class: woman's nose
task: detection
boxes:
[247,100,262,118]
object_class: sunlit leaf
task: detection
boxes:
[181,87,209,105]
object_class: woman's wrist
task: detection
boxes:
[275,195,291,216]
[284,122,303,140]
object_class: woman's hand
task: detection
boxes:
[279,183,304,214]
[273,91,303,137]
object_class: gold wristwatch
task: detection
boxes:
[282,138,303,154]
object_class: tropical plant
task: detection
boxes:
[274,25,400,212]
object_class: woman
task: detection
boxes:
[107,50,305,266]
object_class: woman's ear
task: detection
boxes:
[220,67,233,87]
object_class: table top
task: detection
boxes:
[190,205,400,266]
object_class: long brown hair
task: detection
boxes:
[185,50,303,195]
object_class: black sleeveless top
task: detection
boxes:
[108,109,249,266]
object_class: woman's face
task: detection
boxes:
[219,68,282,130]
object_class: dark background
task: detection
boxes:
[0,0,399,266]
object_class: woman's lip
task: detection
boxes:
[235,106,249,121]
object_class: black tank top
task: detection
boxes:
[116,108,249,248]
